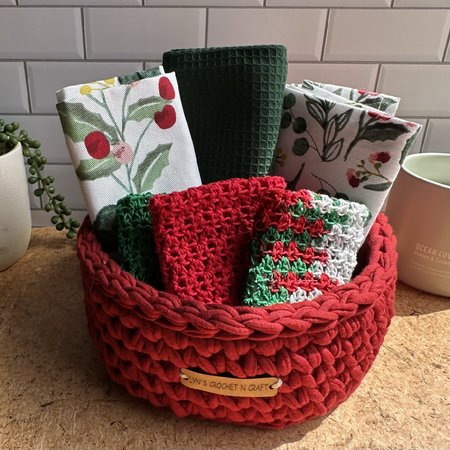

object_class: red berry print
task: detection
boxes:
[158,77,175,100]
[346,168,360,188]
[358,89,379,96]
[84,131,110,159]
[154,105,177,129]
[369,151,391,164]
[368,111,390,121]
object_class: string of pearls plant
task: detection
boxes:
[0,119,80,239]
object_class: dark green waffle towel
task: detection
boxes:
[117,193,162,288]
[163,45,288,184]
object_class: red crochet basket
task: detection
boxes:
[77,213,397,429]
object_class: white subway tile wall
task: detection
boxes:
[0,8,84,60]
[84,8,207,60]
[0,3,448,226]
[393,0,450,7]
[422,119,450,153]
[0,63,29,113]
[27,61,144,113]
[324,9,449,62]
[377,64,450,117]
[207,9,327,59]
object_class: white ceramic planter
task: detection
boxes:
[0,142,32,271]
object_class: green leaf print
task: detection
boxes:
[323,138,343,162]
[302,80,315,91]
[283,93,296,109]
[133,143,171,193]
[280,112,292,129]
[399,127,421,165]
[336,109,353,132]
[127,97,169,122]
[75,153,122,181]
[292,117,307,134]
[361,97,397,112]
[359,122,409,143]
[305,100,326,127]
[57,101,120,144]
[363,181,392,191]
[292,138,309,156]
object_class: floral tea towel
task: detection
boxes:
[56,71,202,248]
[274,81,422,235]
[303,80,400,117]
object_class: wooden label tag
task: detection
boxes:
[180,368,279,398]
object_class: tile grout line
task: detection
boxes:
[374,63,382,92]
[2,59,448,65]
[0,5,449,8]
[204,7,209,47]
[22,62,33,115]
[442,28,450,62]
[418,119,430,153]
[81,8,88,60]
[320,9,331,62]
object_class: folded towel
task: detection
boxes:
[56,70,201,250]
[163,45,288,184]
[302,80,400,116]
[149,176,287,306]
[116,192,162,288]
[242,189,369,307]
[274,81,421,235]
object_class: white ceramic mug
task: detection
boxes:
[385,153,450,297]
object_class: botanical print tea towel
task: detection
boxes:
[274,80,421,235]
[56,70,202,248]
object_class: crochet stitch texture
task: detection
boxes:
[78,213,397,429]
[117,193,162,288]
[149,176,287,306]
[242,189,369,307]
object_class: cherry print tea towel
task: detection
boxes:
[56,71,201,250]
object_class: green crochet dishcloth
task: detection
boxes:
[163,45,288,184]
[116,193,162,288]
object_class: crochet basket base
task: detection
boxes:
[78,213,397,429]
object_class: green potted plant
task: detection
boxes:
[0,119,79,271]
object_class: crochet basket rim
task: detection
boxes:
[77,212,397,342]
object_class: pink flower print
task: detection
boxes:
[368,111,390,121]
[406,121,418,127]
[113,142,133,165]
[347,168,360,188]
[369,152,391,164]
[358,89,379,96]
[130,80,141,88]
[84,131,110,160]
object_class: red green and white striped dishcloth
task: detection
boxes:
[242,189,369,307]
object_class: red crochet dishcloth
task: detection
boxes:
[149,176,287,306]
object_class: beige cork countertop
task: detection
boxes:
[0,227,449,450]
